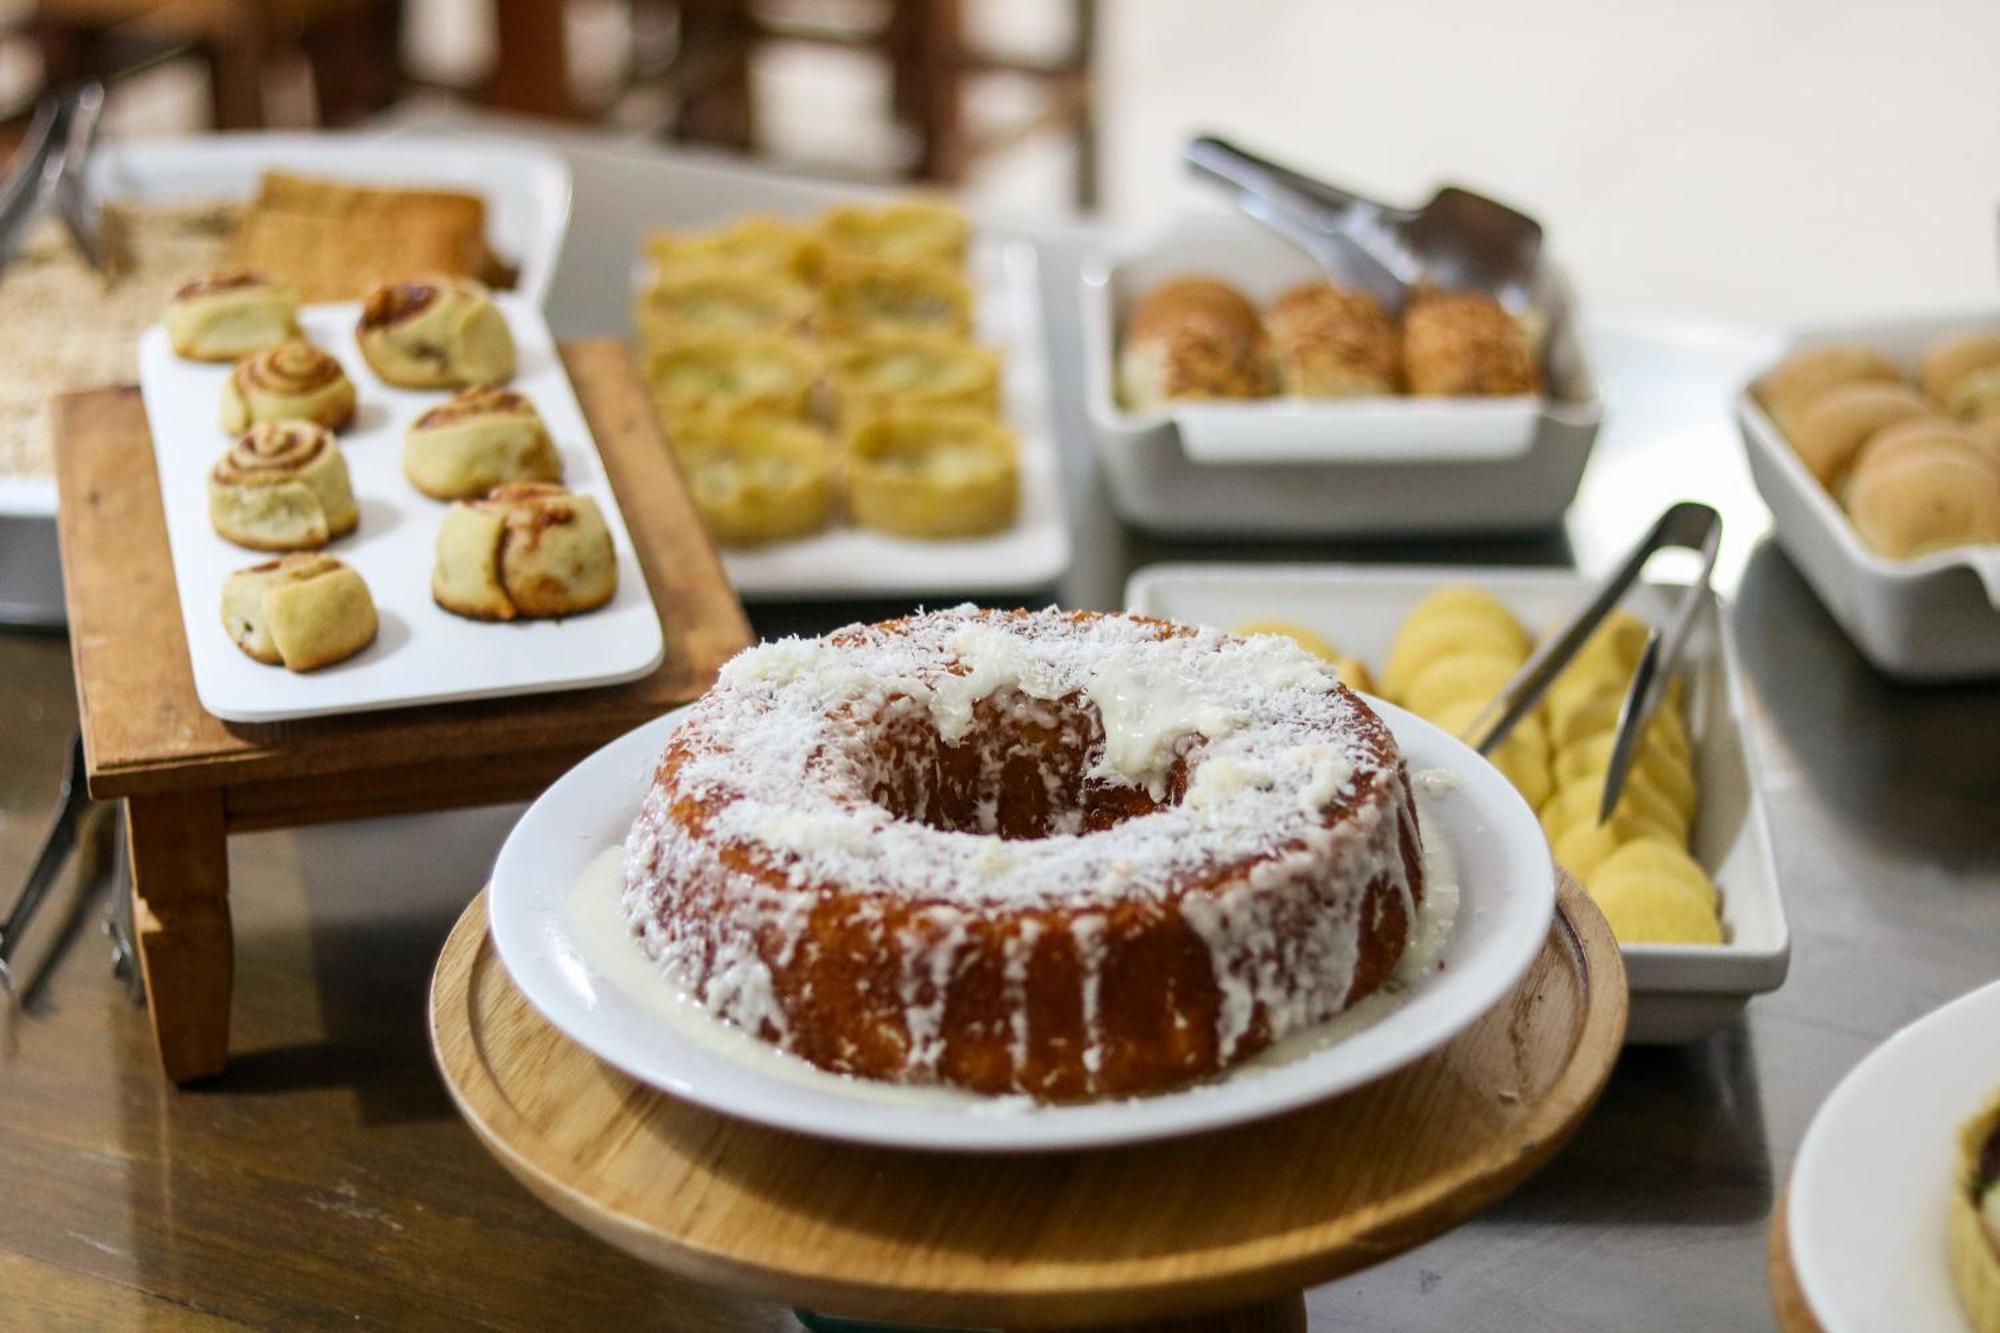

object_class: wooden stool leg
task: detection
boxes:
[1093,1293,1308,1332]
[125,791,232,1083]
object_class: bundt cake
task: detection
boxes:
[621,606,1426,1100]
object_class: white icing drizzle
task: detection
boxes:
[620,605,1424,1097]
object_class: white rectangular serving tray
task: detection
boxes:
[1082,212,1603,538]
[1736,309,2000,681]
[1125,562,1790,1044]
[137,296,662,724]
[634,238,1070,601]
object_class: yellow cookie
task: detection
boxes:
[1549,685,1692,759]
[1589,838,1716,907]
[1546,662,1684,726]
[1406,586,1529,641]
[1404,652,1521,723]
[1334,655,1374,694]
[1430,697,1549,757]
[1550,608,1652,675]
[1382,613,1528,702]
[1554,731,1697,821]
[1588,870,1723,945]
[1234,619,1339,662]
[1539,777,1682,849]
[1552,823,1621,882]
[1428,698,1551,808]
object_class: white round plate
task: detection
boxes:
[1790,978,2000,1332]
[487,699,1556,1152]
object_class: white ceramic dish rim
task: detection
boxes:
[0,132,575,520]
[1788,977,2000,1333]
[1122,561,1791,991]
[1735,315,2000,608]
[487,698,1557,1153]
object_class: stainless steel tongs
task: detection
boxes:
[1465,502,1724,826]
[0,80,108,281]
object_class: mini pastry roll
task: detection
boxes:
[647,335,818,427]
[1264,282,1398,397]
[209,421,358,551]
[167,272,298,362]
[814,200,971,271]
[1842,420,2000,559]
[432,482,617,621]
[827,334,1002,430]
[632,269,813,349]
[1948,1092,2000,1333]
[845,409,1018,538]
[404,387,563,500]
[1921,331,2000,422]
[1401,290,1540,397]
[356,275,516,388]
[1756,343,1904,436]
[1118,276,1272,410]
[220,339,357,434]
[221,553,377,671]
[816,256,974,343]
[645,216,815,282]
[1787,381,1934,488]
[673,413,834,546]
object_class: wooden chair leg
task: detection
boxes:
[1095,1292,1308,1332]
[203,1,270,129]
[125,791,232,1083]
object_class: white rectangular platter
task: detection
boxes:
[645,239,1070,601]
[137,296,662,724]
[1125,562,1790,1044]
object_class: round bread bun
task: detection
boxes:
[1843,430,2000,560]
[1920,330,2000,420]
[1788,381,1935,487]
[1126,276,1263,346]
[1757,343,1905,435]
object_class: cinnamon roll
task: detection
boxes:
[221,553,377,671]
[219,339,357,434]
[356,275,516,389]
[167,272,299,363]
[208,421,359,551]
[403,387,563,501]
[432,482,617,621]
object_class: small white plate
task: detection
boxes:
[1736,310,2000,681]
[660,240,1071,601]
[486,701,1555,1153]
[1789,979,2000,1333]
[137,296,662,723]
[1125,563,1791,1043]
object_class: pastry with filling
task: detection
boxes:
[647,335,818,427]
[356,275,516,389]
[816,255,974,342]
[209,421,357,551]
[1118,276,1272,410]
[403,387,562,500]
[1401,289,1540,397]
[432,482,617,621]
[646,216,815,282]
[814,200,971,270]
[673,413,834,545]
[1951,1091,2000,1333]
[219,339,356,434]
[1922,331,2000,422]
[221,553,376,671]
[167,272,298,362]
[845,408,1018,538]
[1264,281,1398,397]
[827,334,1001,429]
[632,269,813,349]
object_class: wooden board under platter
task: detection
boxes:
[429,876,1628,1330]
[1767,1189,1828,1333]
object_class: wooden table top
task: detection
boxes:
[53,339,752,806]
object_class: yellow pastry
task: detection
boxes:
[817,255,974,343]
[208,421,357,552]
[1404,586,1526,642]
[1757,343,1905,436]
[632,269,813,349]
[1786,381,1935,488]
[845,409,1018,538]
[1921,331,2000,422]
[219,339,356,434]
[646,216,815,282]
[356,275,516,389]
[827,334,1002,429]
[221,553,376,671]
[1427,697,1551,809]
[1547,683,1691,760]
[814,200,971,270]
[1553,729,1697,822]
[1587,869,1723,945]
[647,335,818,428]
[403,387,563,501]
[1950,1091,2000,1333]
[167,272,298,362]
[432,482,618,622]
[673,413,834,546]
[1264,281,1398,397]
[1552,822,1621,883]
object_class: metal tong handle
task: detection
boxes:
[54,82,107,273]
[1467,501,1723,824]
[0,733,92,995]
[0,98,66,274]
[1183,134,1415,306]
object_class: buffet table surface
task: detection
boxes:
[1,122,1998,1330]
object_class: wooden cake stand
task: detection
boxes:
[1767,1189,1828,1333]
[430,876,1627,1330]
[53,342,754,1084]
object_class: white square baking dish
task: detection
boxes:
[1125,562,1790,1044]
[1736,310,2000,681]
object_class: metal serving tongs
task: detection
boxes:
[1465,502,1723,826]
[1183,134,1544,312]
[0,80,108,281]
